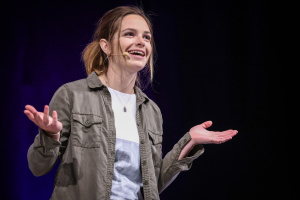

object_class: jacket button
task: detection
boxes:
[142,160,147,165]
[140,140,145,144]
[144,180,149,185]
[108,170,113,176]
[137,122,140,126]
[85,120,90,125]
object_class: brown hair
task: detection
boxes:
[82,6,155,88]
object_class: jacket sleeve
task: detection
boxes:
[157,114,205,193]
[27,84,71,177]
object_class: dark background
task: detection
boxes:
[1,0,295,199]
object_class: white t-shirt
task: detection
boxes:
[107,87,143,200]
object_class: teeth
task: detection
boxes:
[128,50,145,56]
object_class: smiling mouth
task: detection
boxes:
[127,50,145,57]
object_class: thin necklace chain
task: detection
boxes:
[111,88,133,112]
[105,75,135,112]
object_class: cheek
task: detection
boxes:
[119,39,131,50]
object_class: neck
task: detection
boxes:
[99,65,136,94]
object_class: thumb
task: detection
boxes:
[201,121,213,129]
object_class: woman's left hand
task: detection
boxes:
[189,121,238,145]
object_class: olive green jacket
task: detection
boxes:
[27,72,204,200]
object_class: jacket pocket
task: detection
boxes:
[71,113,103,148]
[148,130,163,168]
[148,130,163,145]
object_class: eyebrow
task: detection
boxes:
[121,28,151,35]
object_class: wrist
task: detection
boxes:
[45,131,60,141]
[188,132,197,145]
[46,131,60,135]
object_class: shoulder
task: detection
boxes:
[50,77,90,104]
[59,71,103,93]
[64,78,88,91]
[137,90,164,133]
[147,98,161,114]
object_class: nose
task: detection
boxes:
[135,35,145,47]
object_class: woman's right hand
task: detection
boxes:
[24,105,63,139]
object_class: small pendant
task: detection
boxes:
[123,107,127,112]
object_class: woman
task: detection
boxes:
[25,6,237,200]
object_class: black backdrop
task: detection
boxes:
[1,0,295,199]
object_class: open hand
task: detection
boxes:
[189,121,237,145]
[24,105,62,135]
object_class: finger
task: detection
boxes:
[33,111,43,124]
[52,110,58,126]
[201,121,213,129]
[209,133,233,141]
[24,110,36,122]
[25,105,38,115]
[216,130,238,137]
[227,130,238,137]
[43,105,50,125]
[25,104,43,124]
[213,134,229,139]
[210,139,224,144]
[214,132,237,143]
[211,139,227,144]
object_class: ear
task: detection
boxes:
[99,39,110,55]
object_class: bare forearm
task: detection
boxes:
[158,132,204,193]
[178,139,196,160]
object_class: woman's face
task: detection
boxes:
[110,14,152,73]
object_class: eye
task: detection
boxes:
[143,34,151,41]
[124,32,134,37]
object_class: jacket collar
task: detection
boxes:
[87,71,149,103]
[135,86,149,105]
[87,71,104,89]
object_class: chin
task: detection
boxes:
[132,65,146,73]
[127,61,147,72]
